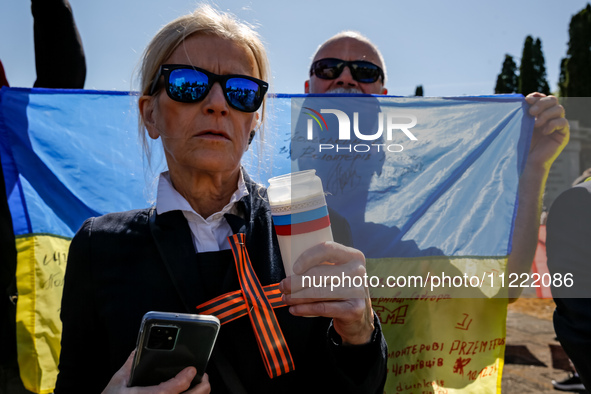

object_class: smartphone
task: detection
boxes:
[128,311,220,388]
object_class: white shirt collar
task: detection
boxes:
[155,170,249,252]
[155,170,249,220]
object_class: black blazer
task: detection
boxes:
[547,180,591,390]
[54,174,387,393]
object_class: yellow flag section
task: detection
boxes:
[15,234,70,394]
[368,257,509,394]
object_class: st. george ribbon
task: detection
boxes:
[268,170,333,277]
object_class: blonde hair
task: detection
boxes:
[137,4,269,167]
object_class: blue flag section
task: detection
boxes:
[0,88,533,247]
[0,88,293,240]
[0,88,533,394]
[0,88,148,237]
[291,96,533,259]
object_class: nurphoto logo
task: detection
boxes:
[304,107,418,153]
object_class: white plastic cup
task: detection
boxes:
[268,170,333,277]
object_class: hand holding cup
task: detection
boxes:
[279,241,375,345]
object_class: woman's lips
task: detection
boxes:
[195,130,230,140]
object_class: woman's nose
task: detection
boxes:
[202,82,229,115]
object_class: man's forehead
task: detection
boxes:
[313,37,383,67]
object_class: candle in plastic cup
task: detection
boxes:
[268,170,333,277]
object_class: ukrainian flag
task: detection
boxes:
[0,87,155,393]
[0,88,532,393]
[291,95,533,393]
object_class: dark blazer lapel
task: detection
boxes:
[224,211,247,235]
[148,208,206,311]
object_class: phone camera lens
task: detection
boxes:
[147,325,179,350]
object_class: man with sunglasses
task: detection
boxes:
[306,31,387,95]
[300,29,569,393]
[304,30,569,290]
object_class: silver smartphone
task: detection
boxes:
[128,311,220,388]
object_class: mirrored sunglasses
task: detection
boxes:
[149,64,269,113]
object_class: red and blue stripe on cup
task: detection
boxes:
[271,196,331,236]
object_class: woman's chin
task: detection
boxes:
[182,156,242,176]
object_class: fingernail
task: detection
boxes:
[279,280,285,293]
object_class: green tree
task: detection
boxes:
[559,4,591,127]
[494,54,518,94]
[415,85,424,96]
[558,57,568,97]
[518,36,536,94]
[518,35,550,94]
[533,38,550,95]
[518,36,535,94]
[561,3,591,97]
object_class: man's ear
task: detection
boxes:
[305,80,310,93]
[139,95,160,139]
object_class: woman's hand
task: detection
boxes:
[279,242,375,345]
[102,350,211,394]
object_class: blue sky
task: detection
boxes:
[1,0,589,96]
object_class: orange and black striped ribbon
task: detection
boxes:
[195,233,295,378]
[196,283,285,325]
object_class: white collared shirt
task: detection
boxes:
[155,171,249,252]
